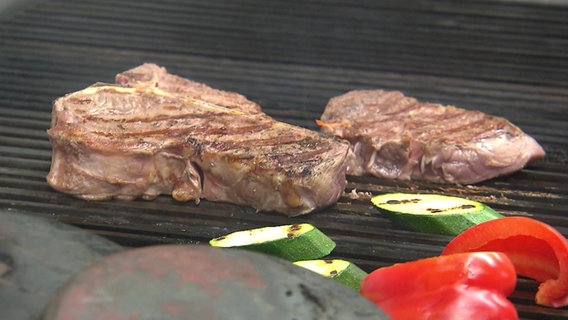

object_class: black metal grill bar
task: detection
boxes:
[2,0,568,88]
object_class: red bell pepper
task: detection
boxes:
[360,252,518,320]
[442,216,568,308]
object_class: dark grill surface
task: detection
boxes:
[1,0,568,318]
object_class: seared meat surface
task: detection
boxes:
[320,90,545,184]
[47,64,350,216]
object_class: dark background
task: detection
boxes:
[1,1,567,319]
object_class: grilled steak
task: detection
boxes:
[319,90,545,184]
[47,63,350,216]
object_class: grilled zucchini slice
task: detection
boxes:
[371,193,503,235]
[294,259,367,291]
[209,223,336,261]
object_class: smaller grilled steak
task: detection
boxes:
[319,90,545,184]
[47,64,350,216]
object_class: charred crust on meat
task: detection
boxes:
[185,137,202,156]
[300,167,311,177]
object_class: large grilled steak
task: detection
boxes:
[319,90,545,184]
[47,64,350,216]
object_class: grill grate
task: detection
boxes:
[1,0,568,318]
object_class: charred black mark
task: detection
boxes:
[427,204,478,213]
[186,137,203,156]
[385,198,421,205]
[301,167,311,178]
[286,224,302,238]
[288,224,301,232]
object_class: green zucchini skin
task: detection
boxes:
[209,224,336,261]
[371,193,503,236]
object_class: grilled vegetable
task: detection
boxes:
[294,259,367,291]
[360,252,518,320]
[371,193,502,235]
[443,216,568,308]
[209,223,336,261]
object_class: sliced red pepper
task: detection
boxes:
[442,216,568,308]
[360,252,518,320]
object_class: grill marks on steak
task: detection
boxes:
[47,64,350,216]
[320,90,545,184]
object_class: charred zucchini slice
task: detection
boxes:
[294,259,367,291]
[371,193,503,235]
[209,223,336,261]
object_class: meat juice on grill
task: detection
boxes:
[47,64,350,216]
[320,90,545,184]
